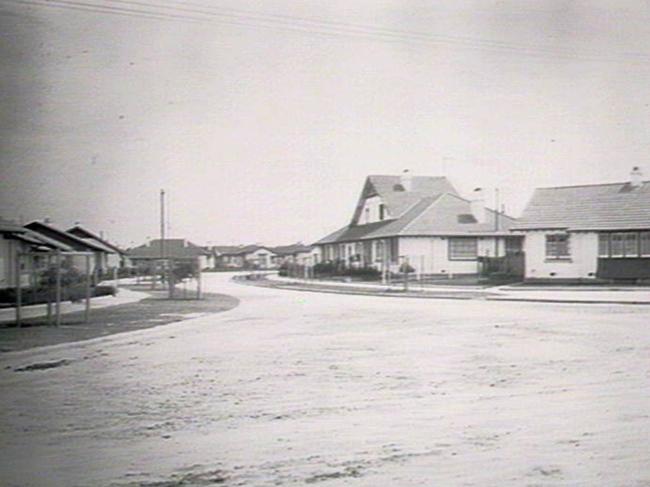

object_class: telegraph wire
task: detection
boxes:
[6,0,650,65]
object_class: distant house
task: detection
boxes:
[127,238,214,270]
[212,245,248,268]
[511,167,650,282]
[271,243,314,266]
[213,245,277,269]
[236,245,277,269]
[314,172,522,276]
[25,221,114,276]
[66,225,130,269]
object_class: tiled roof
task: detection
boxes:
[316,193,516,244]
[380,193,517,237]
[512,180,650,231]
[212,245,247,254]
[128,239,212,259]
[272,243,313,255]
[351,175,458,224]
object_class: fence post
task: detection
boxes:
[197,260,202,300]
[15,252,21,328]
[46,253,52,325]
[55,250,62,327]
[403,256,409,292]
[85,254,91,324]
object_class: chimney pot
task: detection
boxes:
[470,189,487,224]
[401,169,414,191]
[631,166,643,187]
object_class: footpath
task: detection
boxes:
[253,274,650,305]
[0,287,149,325]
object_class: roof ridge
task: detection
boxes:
[398,194,445,235]
[538,180,650,190]
[26,221,108,252]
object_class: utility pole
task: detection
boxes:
[494,188,500,231]
[160,189,166,259]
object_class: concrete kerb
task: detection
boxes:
[244,274,650,306]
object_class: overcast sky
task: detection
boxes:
[1,0,649,247]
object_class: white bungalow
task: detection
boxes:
[314,172,522,276]
[511,167,650,282]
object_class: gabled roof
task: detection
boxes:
[512,180,650,231]
[212,245,247,255]
[0,220,26,233]
[24,221,108,252]
[271,243,313,255]
[67,225,125,254]
[314,220,395,245]
[0,222,74,251]
[316,193,518,244]
[128,238,212,259]
[350,174,458,225]
[232,245,276,256]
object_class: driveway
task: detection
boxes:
[1,272,649,486]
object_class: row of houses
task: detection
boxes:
[125,240,315,270]
[212,243,314,269]
[311,167,650,282]
[0,220,129,289]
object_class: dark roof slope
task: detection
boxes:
[0,220,26,233]
[272,243,313,255]
[25,221,108,252]
[315,220,395,245]
[128,239,212,259]
[67,225,125,254]
[512,180,650,231]
[212,245,247,255]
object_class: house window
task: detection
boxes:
[641,232,650,257]
[624,233,639,257]
[505,237,522,255]
[598,233,610,257]
[610,233,625,257]
[545,234,570,259]
[379,204,386,221]
[449,237,478,260]
[376,240,384,262]
[389,238,399,264]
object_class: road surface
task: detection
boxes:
[1,273,649,486]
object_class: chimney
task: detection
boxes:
[43,217,51,224]
[401,169,414,191]
[470,188,487,224]
[631,166,643,187]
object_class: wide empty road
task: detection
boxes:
[1,273,649,486]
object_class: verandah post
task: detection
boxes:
[84,254,91,324]
[15,251,21,328]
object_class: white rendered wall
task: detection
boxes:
[359,196,387,224]
[398,237,485,275]
[521,231,598,279]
